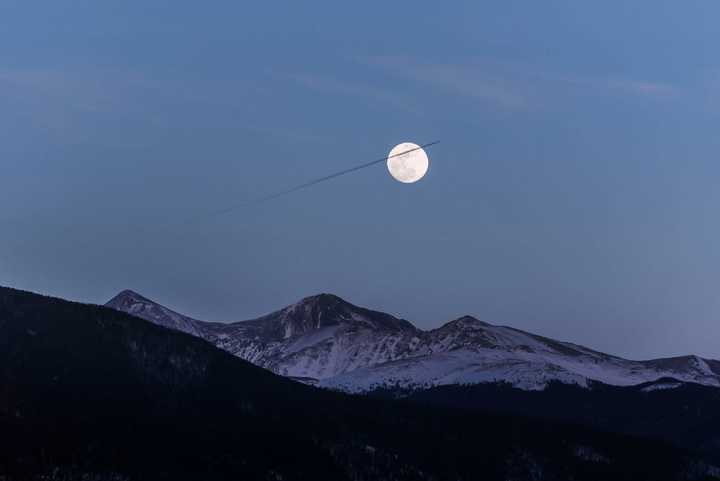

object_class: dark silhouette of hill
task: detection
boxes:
[386,380,720,461]
[0,286,717,480]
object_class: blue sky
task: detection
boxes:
[2,1,720,359]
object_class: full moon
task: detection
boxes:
[387,142,429,183]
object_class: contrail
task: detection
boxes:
[201,140,440,219]
[0,141,440,241]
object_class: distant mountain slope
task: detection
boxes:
[5,285,716,481]
[106,290,720,392]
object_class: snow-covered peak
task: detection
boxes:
[264,293,417,339]
[440,315,491,329]
[295,293,348,308]
[109,289,149,303]
[644,355,720,384]
[429,317,564,356]
[105,290,204,337]
[105,290,156,316]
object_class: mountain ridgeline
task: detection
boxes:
[106,289,720,391]
[2,285,720,480]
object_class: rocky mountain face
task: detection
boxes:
[105,290,720,392]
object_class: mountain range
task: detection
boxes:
[6,285,717,480]
[106,289,720,392]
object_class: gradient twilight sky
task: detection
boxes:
[2,1,720,360]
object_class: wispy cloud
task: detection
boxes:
[0,70,113,139]
[291,72,420,113]
[367,56,529,110]
[0,68,335,144]
[617,80,677,97]
[554,73,679,99]
[365,55,682,110]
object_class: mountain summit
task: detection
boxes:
[106,289,205,337]
[254,293,417,338]
[106,291,720,392]
[194,293,422,380]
